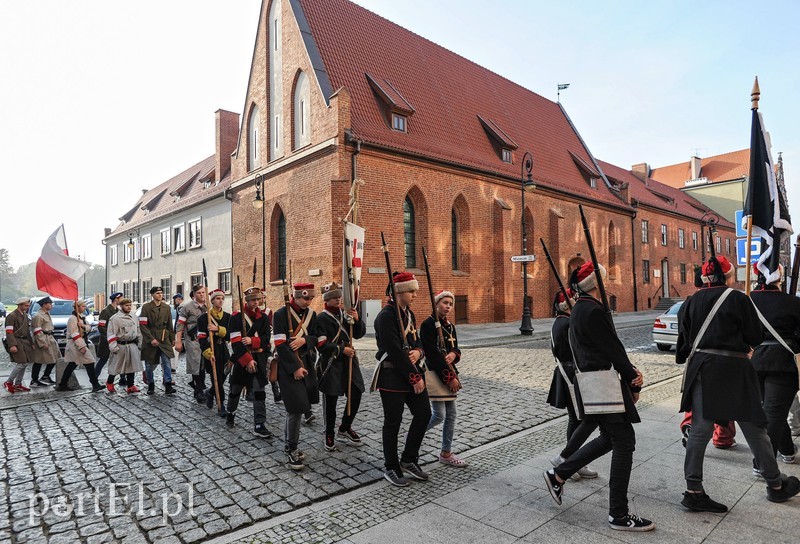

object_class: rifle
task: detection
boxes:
[281,264,306,377]
[791,237,800,296]
[380,232,410,358]
[202,258,222,411]
[578,205,612,323]
[540,238,572,310]
[343,235,356,415]
[252,257,258,287]
[422,247,460,390]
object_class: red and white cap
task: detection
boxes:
[209,289,225,301]
[556,288,576,313]
[293,282,316,299]
[701,256,734,284]
[574,261,607,293]
[434,289,455,303]
[393,271,419,294]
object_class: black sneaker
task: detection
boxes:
[608,513,655,532]
[147,383,155,396]
[384,468,409,487]
[324,434,336,452]
[767,475,800,503]
[681,491,728,513]
[682,425,691,448]
[543,469,563,506]
[304,413,316,425]
[225,413,235,428]
[400,461,429,481]
[252,424,273,439]
[337,428,363,445]
[286,450,305,471]
[91,384,105,393]
[39,376,55,385]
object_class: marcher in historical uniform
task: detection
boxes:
[56,300,104,392]
[544,262,654,532]
[139,286,176,395]
[106,298,143,394]
[374,272,430,487]
[30,296,60,387]
[419,289,467,467]
[546,289,599,480]
[198,288,231,417]
[274,282,322,470]
[317,281,366,452]
[227,287,274,439]
[170,293,184,374]
[749,264,800,465]
[176,284,207,402]
[4,297,33,392]
[677,256,800,511]
[95,292,125,386]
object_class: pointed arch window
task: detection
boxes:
[271,205,287,281]
[248,105,260,171]
[293,71,311,149]
[451,209,459,270]
[404,196,416,269]
[277,212,286,279]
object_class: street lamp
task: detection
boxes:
[127,229,140,305]
[700,211,719,261]
[252,174,267,289]
[520,151,537,336]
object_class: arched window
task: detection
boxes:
[269,0,284,160]
[608,220,617,279]
[277,211,286,280]
[271,204,287,280]
[404,196,416,269]
[293,71,311,149]
[451,208,459,270]
[248,105,260,171]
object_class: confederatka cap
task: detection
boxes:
[38,297,53,306]
[701,256,734,284]
[393,271,419,294]
[322,281,343,301]
[555,289,575,313]
[150,286,163,295]
[208,289,225,300]
[244,286,262,301]
[434,289,455,303]
[293,283,316,299]
[574,261,607,293]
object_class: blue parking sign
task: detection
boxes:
[736,237,762,266]
[735,210,747,237]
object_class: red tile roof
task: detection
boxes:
[598,160,734,229]
[296,0,629,209]
[650,149,750,189]
[107,155,231,237]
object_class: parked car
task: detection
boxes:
[0,302,6,318]
[652,300,684,351]
[28,297,99,356]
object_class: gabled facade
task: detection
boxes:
[103,110,239,310]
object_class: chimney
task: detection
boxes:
[690,155,701,180]
[631,163,650,184]
[216,109,241,182]
[617,182,630,204]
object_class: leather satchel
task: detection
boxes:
[424,368,455,400]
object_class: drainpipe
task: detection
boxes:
[630,210,639,312]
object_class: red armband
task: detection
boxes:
[238,352,254,367]
[408,373,423,385]
[250,337,261,350]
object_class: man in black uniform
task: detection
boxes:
[95,292,124,386]
[274,282,321,470]
[317,281,367,452]
[544,262,654,532]
[198,288,231,417]
[678,256,800,511]
[374,271,430,487]
[227,287,273,439]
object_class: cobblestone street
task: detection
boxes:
[0,325,683,543]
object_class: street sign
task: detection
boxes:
[510,255,536,263]
[735,210,747,237]
[736,237,762,266]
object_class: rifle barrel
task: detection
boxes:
[540,238,572,309]
[578,205,611,318]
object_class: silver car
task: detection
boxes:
[652,301,683,351]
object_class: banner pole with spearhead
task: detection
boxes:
[202,258,222,411]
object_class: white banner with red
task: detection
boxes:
[342,221,365,310]
[35,225,90,300]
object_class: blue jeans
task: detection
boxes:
[427,400,456,452]
[95,356,109,376]
[145,352,173,384]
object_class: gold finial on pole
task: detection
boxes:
[751,76,760,110]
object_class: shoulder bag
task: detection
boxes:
[750,300,800,388]
[680,288,732,392]
[568,331,625,416]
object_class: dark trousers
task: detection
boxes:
[555,417,636,518]
[95,356,109,376]
[60,362,101,388]
[324,389,362,435]
[380,389,431,471]
[206,360,228,406]
[31,363,55,382]
[561,401,599,459]
[758,370,799,456]
[107,373,134,387]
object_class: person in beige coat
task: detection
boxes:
[56,300,103,392]
[106,298,143,394]
[30,297,60,387]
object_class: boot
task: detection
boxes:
[165,382,177,395]
[225,412,235,427]
[147,382,155,395]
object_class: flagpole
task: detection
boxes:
[745,77,760,295]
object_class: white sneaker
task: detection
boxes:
[779,452,796,464]
[550,455,581,481]
[577,465,598,479]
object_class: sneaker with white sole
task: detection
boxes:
[384,469,409,487]
[543,469,563,505]
[550,455,583,481]
[438,453,468,467]
[286,450,304,471]
[608,513,655,532]
[399,461,429,481]
[337,428,362,445]
[779,452,796,464]
[577,465,598,479]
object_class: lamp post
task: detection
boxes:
[252,174,266,289]
[520,151,537,335]
[127,229,140,305]
[700,211,719,261]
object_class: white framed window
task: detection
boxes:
[661,224,668,246]
[274,115,280,150]
[391,113,407,132]
[110,244,118,267]
[190,274,203,290]
[173,223,185,252]
[641,220,649,244]
[501,149,512,163]
[133,238,140,261]
[715,236,721,253]
[692,231,698,251]
[160,276,172,300]
[123,281,131,299]
[160,228,171,255]
[678,229,685,249]
[218,270,232,294]
[131,280,140,305]
[589,177,598,189]
[141,278,152,298]
[293,72,311,149]
[188,218,202,249]
[249,105,260,171]
[726,237,731,254]
[141,233,152,259]
[110,282,117,295]
[123,242,132,263]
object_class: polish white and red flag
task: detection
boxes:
[35,225,90,300]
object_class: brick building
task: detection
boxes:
[226,0,736,322]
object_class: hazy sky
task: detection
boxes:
[1,0,797,269]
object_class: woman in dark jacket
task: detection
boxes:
[750,264,800,463]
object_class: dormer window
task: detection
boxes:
[590,177,597,189]
[392,113,407,133]
[477,115,518,163]
[203,180,212,190]
[501,149,512,163]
